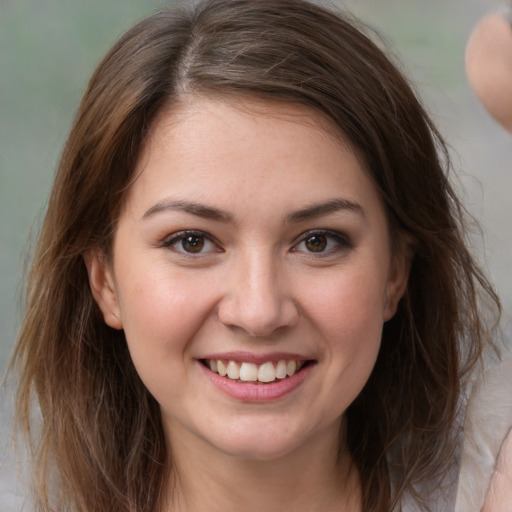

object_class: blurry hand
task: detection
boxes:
[466,9,512,133]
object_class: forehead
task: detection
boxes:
[146,94,351,154]
[124,96,383,223]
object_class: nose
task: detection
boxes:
[217,249,299,337]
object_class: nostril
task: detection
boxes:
[217,297,299,338]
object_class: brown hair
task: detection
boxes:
[11,0,500,510]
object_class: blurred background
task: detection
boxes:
[1,0,511,508]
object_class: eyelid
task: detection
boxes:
[291,229,353,255]
[160,230,222,254]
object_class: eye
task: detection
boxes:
[162,231,220,254]
[292,230,352,255]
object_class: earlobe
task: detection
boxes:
[83,250,123,330]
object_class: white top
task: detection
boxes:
[455,354,512,511]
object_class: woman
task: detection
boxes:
[11,0,500,510]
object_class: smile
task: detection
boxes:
[202,359,308,384]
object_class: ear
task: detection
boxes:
[83,250,123,330]
[383,234,414,322]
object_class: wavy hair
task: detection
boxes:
[11,1,500,510]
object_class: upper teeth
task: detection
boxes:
[207,359,304,383]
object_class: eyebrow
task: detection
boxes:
[142,199,233,222]
[285,198,365,223]
[142,197,364,223]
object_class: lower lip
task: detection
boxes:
[198,362,314,402]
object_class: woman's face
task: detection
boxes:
[87,98,410,461]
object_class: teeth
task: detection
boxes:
[257,362,276,383]
[286,360,297,377]
[239,362,258,381]
[217,360,227,377]
[227,361,240,380]
[275,360,287,379]
[206,359,306,383]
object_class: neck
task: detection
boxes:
[161,420,362,512]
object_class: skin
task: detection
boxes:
[86,97,411,512]
[466,12,512,132]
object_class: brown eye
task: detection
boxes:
[304,234,327,252]
[181,235,205,253]
[293,230,353,256]
[163,231,218,255]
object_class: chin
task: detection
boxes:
[214,439,304,462]
[199,414,339,463]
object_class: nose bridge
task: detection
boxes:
[218,244,298,337]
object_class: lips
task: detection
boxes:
[203,359,307,383]
[199,355,315,402]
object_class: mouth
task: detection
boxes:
[200,358,312,384]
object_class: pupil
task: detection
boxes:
[183,235,204,253]
[306,235,327,252]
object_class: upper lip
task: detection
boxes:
[199,351,313,364]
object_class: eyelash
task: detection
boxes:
[160,229,352,257]
[161,230,222,255]
[291,229,353,257]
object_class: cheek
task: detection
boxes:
[115,269,223,407]
[116,268,215,368]
[300,264,387,398]
[303,263,388,340]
